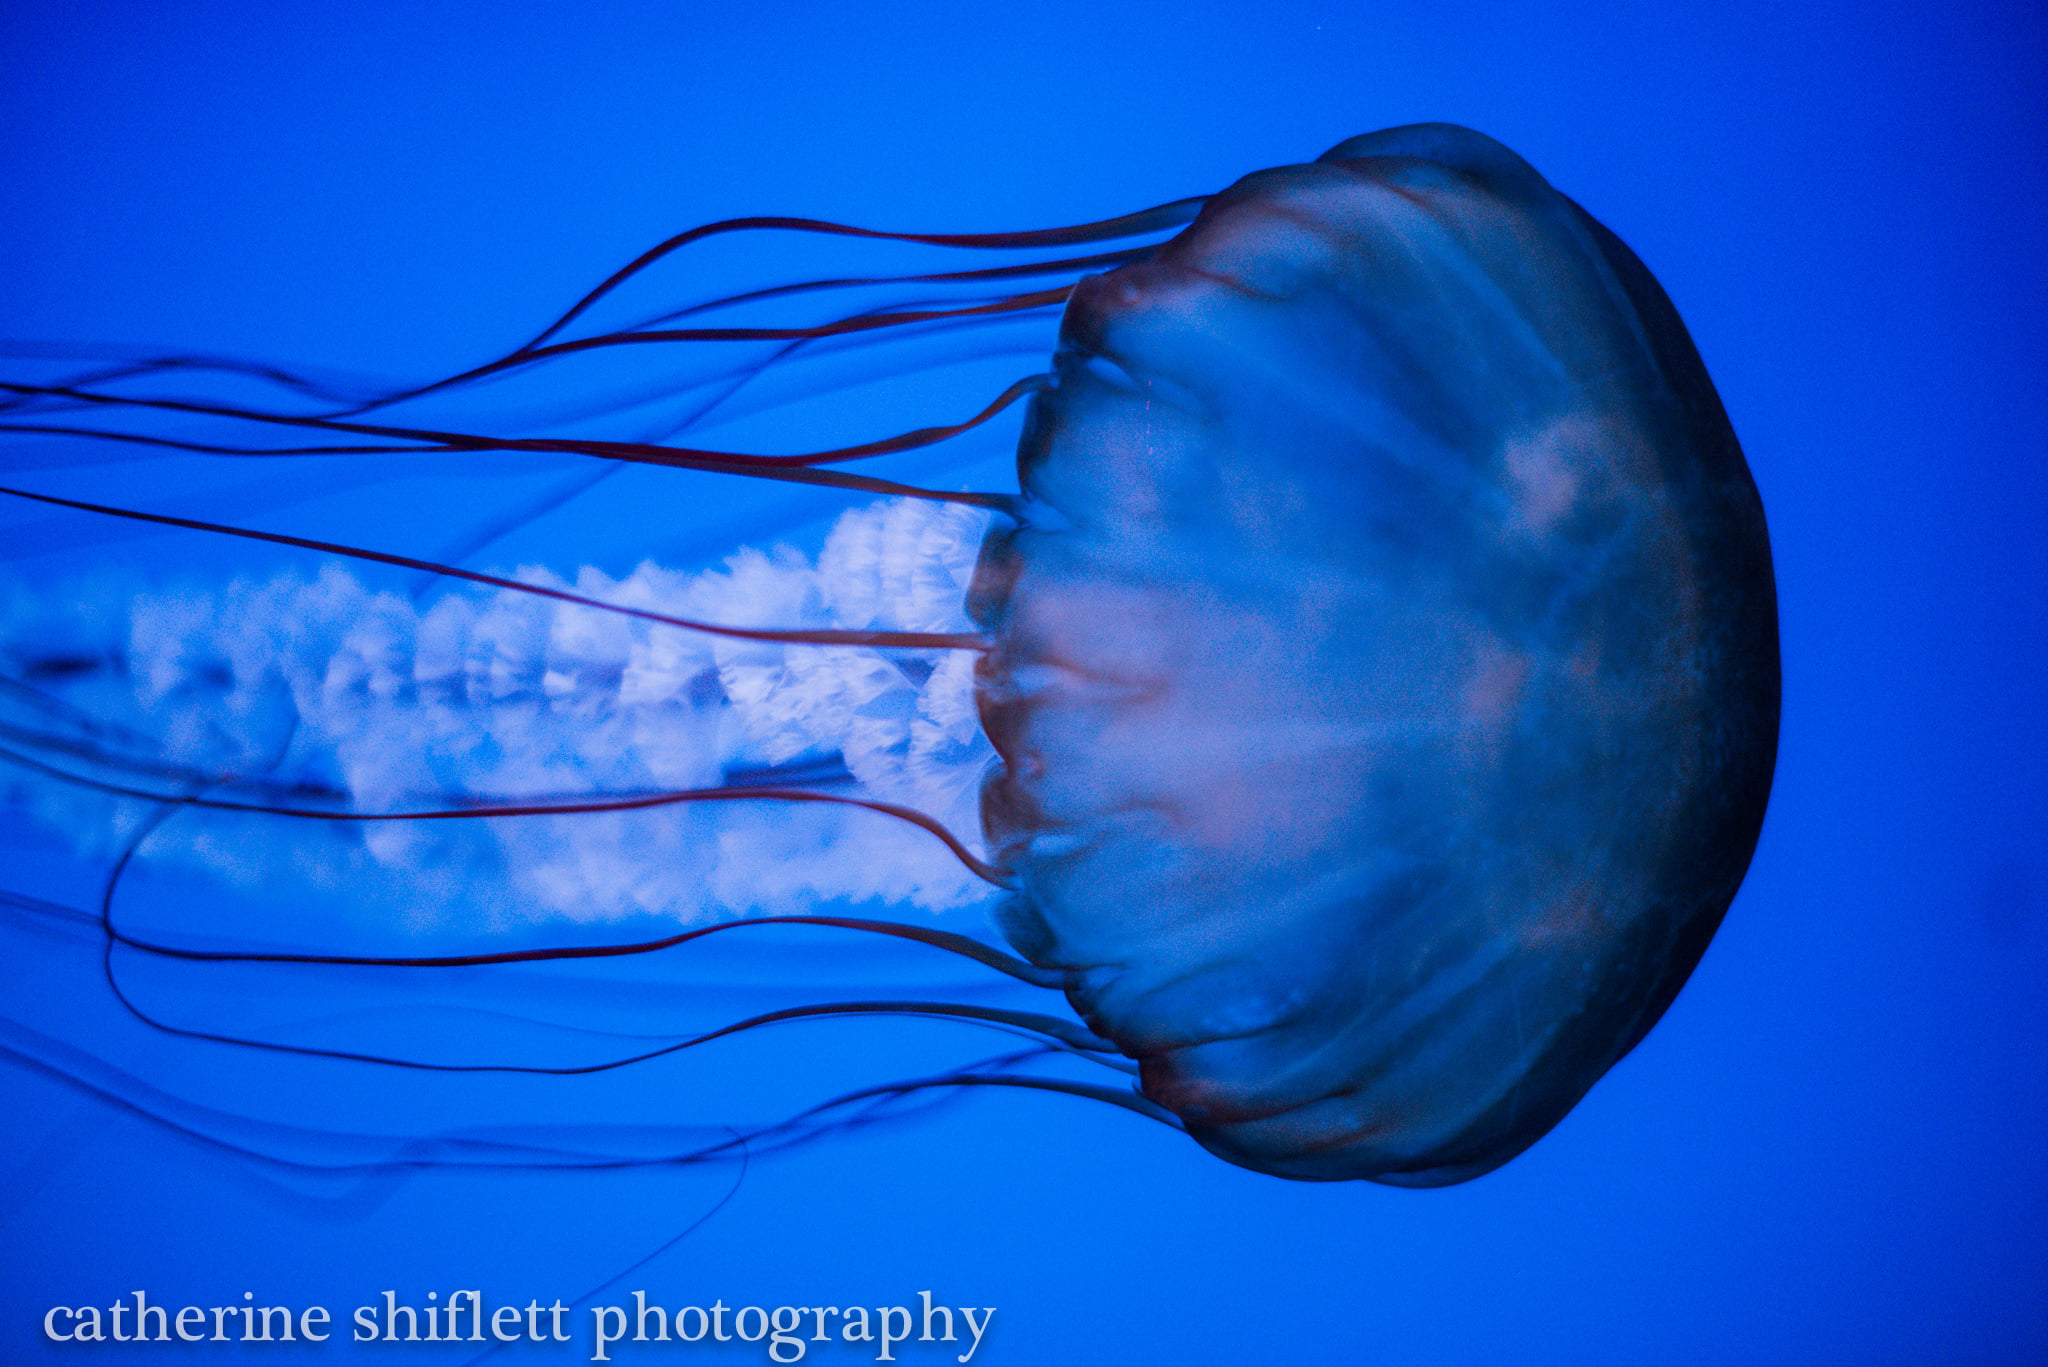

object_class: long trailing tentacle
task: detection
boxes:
[0,483,998,650]
[0,241,1150,420]
[0,378,1034,510]
[417,287,1075,386]
[0,737,1009,887]
[1,1017,1177,1184]
[511,198,1209,361]
[607,244,1150,338]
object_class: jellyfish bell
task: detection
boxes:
[972,124,1779,1185]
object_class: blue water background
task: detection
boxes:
[1,1,2043,1363]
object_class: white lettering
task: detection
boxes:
[591,1306,626,1361]
[958,1307,996,1364]
[877,1305,912,1361]
[919,1291,956,1342]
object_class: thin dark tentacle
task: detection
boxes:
[0,741,1009,887]
[0,372,1039,508]
[517,198,1208,360]
[0,484,1001,650]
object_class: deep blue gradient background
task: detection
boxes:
[3,2,2045,1363]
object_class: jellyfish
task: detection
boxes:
[0,124,1775,1189]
